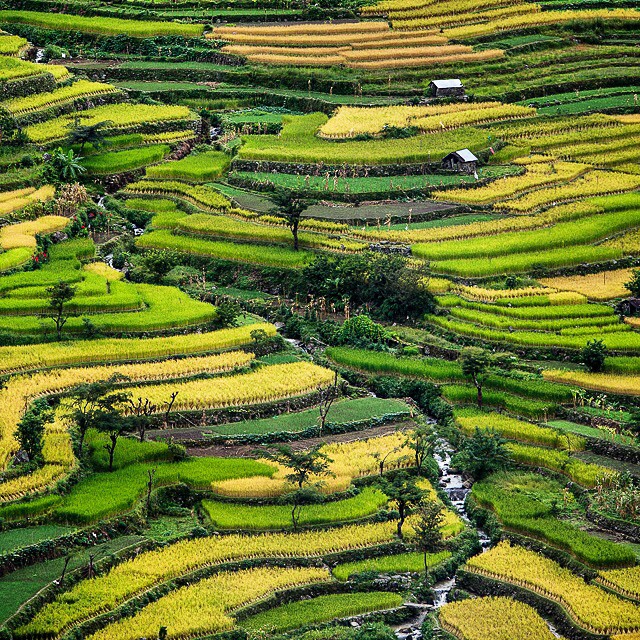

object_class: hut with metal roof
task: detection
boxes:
[442,149,478,173]
[428,79,465,98]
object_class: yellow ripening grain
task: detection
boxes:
[223,45,349,57]
[121,361,335,415]
[603,227,640,254]
[83,262,125,282]
[467,541,640,634]
[613,115,640,125]
[345,49,504,69]
[453,285,554,301]
[88,566,331,640]
[539,269,633,301]
[387,0,527,20]
[433,161,590,205]
[341,43,472,61]
[0,352,255,479]
[440,596,565,640]
[494,170,640,213]
[0,323,276,375]
[542,369,640,396]
[240,53,345,66]
[213,21,389,37]
[598,566,640,601]
[0,185,56,216]
[212,431,413,497]
[319,101,531,139]
[19,521,400,638]
[444,8,640,39]
[392,3,538,29]
[0,215,68,250]
[350,34,448,48]
[0,409,76,502]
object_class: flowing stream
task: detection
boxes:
[394,438,490,640]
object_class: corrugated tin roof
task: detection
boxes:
[454,148,478,162]
[430,79,463,89]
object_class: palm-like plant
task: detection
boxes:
[67,119,112,152]
[51,148,86,181]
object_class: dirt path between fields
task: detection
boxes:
[182,420,413,458]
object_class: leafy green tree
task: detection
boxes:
[378,472,423,539]
[414,499,445,575]
[339,315,387,347]
[459,347,491,409]
[581,339,607,373]
[45,280,76,340]
[261,444,333,489]
[261,444,333,529]
[354,623,397,640]
[50,148,86,181]
[288,486,324,531]
[625,269,640,298]
[16,398,53,465]
[67,119,111,151]
[94,408,132,472]
[300,253,435,322]
[214,297,241,329]
[405,424,436,477]
[452,428,511,480]
[67,374,131,453]
[271,188,309,251]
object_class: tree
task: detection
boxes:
[405,424,436,477]
[260,444,333,529]
[413,499,444,576]
[49,148,86,181]
[127,396,157,442]
[16,398,53,465]
[288,486,324,531]
[626,406,640,442]
[67,119,111,151]
[213,297,241,329]
[271,189,309,251]
[371,443,401,476]
[452,428,511,480]
[378,472,423,539]
[146,468,157,513]
[46,280,76,340]
[67,375,130,454]
[460,347,491,409]
[94,408,132,472]
[581,339,607,373]
[625,269,640,298]
[317,371,339,436]
[260,444,333,490]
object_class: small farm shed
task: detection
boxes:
[442,149,478,173]
[428,79,465,98]
[619,298,640,316]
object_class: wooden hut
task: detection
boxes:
[428,79,465,98]
[442,149,478,173]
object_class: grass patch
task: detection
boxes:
[0,524,75,555]
[81,145,170,175]
[240,592,404,632]
[146,151,231,182]
[333,551,452,581]
[54,457,275,524]
[210,397,410,436]
[0,535,146,623]
[202,487,388,530]
[137,230,314,269]
[473,471,636,568]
